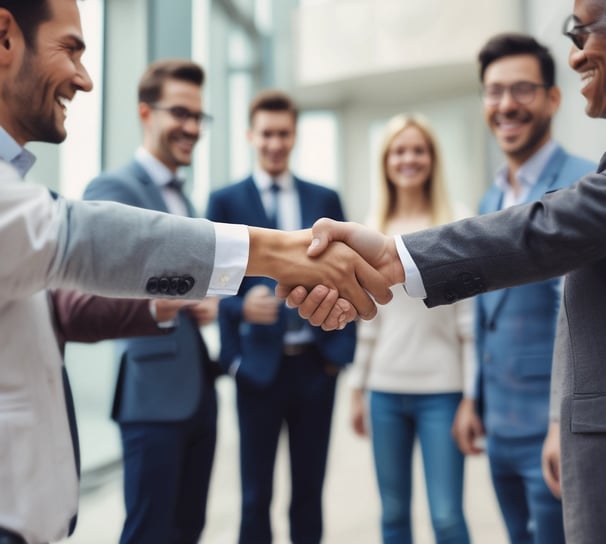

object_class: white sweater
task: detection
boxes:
[348,285,476,396]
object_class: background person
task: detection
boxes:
[206,89,356,544]
[84,59,221,544]
[451,33,595,544]
[349,114,473,544]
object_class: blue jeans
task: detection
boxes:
[369,391,470,544]
[487,434,565,544]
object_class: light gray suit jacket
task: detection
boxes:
[0,161,222,543]
[402,154,606,544]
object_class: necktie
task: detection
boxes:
[268,181,280,229]
[167,177,185,191]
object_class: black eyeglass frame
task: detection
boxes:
[562,13,606,50]
[148,103,214,126]
[481,81,551,106]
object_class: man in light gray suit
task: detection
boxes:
[284,2,606,541]
[0,1,389,542]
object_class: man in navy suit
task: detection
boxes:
[84,59,219,544]
[451,34,595,544]
[206,89,356,544]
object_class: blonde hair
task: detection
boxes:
[375,114,452,232]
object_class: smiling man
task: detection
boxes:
[450,34,594,544]
[83,60,221,544]
[0,1,393,543]
[285,1,606,541]
[206,90,356,544]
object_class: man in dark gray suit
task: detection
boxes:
[84,59,219,544]
[284,2,606,541]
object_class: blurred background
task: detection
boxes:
[42,0,602,541]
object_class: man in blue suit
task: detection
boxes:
[451,34,595,544]
[206,89,356,544]
[83,59,219,544]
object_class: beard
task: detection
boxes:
[4,48,66,144]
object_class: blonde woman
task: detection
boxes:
[349,114,475,544]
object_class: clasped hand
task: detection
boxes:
[273,218,406,331]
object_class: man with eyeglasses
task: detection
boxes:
[285,1,606,542]
[449,33,594,544]
[83,59,220,544]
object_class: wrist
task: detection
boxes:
[149,300,177,328]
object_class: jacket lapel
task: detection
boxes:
[483,146,566,325]
[125,161,170,213]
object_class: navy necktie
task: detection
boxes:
[268,181,280,229]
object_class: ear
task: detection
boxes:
[138,102,152,123]
[0,10,15,66]
[548,85,562,115]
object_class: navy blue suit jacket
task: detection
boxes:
[206,176,356,387]
[475,146,595,438]
[84,160,212,422]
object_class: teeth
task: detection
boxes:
[581,70,595,90]
[57,96,70,107]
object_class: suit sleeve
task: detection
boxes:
[50,289,167,346]
[0,171,219,300]
[403,169,606,307]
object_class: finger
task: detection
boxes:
[276,284,306,304]
[321,299,357,331]
[295,285,334,324]
[308,217,342,256]
[352,258,393,309]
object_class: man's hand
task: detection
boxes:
[247,226,392,322]
[243,285,280,324]
[351,388,369,437]
[275,219,405,329]
[307,218,405,286]
[186,297,219,326]
[542,421,562,498]
[451,398,485,455]
[152,299,194,322]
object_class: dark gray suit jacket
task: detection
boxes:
[402,153,606,544]
[84,161,213,423]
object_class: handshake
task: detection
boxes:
[247,218,406,330]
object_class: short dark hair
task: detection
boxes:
[0,0,52,49]
[138,59,205,104]
[478,33,556,87]
[248,89,298,126]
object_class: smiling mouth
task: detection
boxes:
[580,70,596,92]
[56,96,70,111]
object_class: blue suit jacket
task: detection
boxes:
[475,146,595,438]
[84,160,212,422]
[206,176,356,387]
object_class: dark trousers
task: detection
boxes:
[0,528,26,544]
[118,385,217,544]
[237,349,338,544]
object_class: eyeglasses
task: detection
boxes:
[562,14,606,50]
[481,81,550,106]
[149,104,214,127]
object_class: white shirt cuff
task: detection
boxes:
[394,235,427,299]
[207,223,249,295]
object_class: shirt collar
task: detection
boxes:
[135,146,179,187]
[252,168,294,192]
[0,126,36,179]
[494,140,558,193]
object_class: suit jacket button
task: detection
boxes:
[178,276,195,295]
[445,290,457,303]
[169,277,180,295]
[146,277,159,294]
[158,277,170,294]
